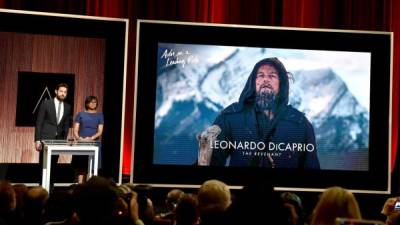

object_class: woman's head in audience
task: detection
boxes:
[310,186,361,225]
[197,179,231,215]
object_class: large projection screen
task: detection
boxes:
[132,20,392,194]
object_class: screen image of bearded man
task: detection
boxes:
[198,57,320,169]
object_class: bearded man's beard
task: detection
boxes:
[256,89,277,111]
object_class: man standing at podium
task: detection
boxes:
[35,83,71,150]
[34,83,71,176]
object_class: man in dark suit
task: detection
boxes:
[35,83,71,148]
[34,83,71,184]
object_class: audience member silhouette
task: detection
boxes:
[42,189,75,225]
[132,184,155,225]
[11,184,27,225]
[73,176,119,225]
[22,186,49,225]
[310,186,361,225]
[281,192,306,225]
[226,181,291,225]
[381,197,400,225]
[197,179,231,225]
[174,193,199,225]
[154,189,184,225]
[0,181,17,225]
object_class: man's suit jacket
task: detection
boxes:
[34,99,71,141]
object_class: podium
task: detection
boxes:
[41,140,99,191]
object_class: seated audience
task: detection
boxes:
[6,178,399,225]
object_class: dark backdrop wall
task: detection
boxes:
[0,0,398,181]
[0,31,105,163]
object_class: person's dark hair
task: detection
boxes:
[23,186,49,225]
[42,190,74,224]
[166,189,184,209]
[227,181,291,225]
[85,96,98,110]
[281,192,306,225]
[0,180,16,214]
[175,194,198,225]
[132,184,152,221]
[55,83,69,91]
[73,176,119,225]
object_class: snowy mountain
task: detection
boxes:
[290,68,369,167]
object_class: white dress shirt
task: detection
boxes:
[54,98,64,124]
